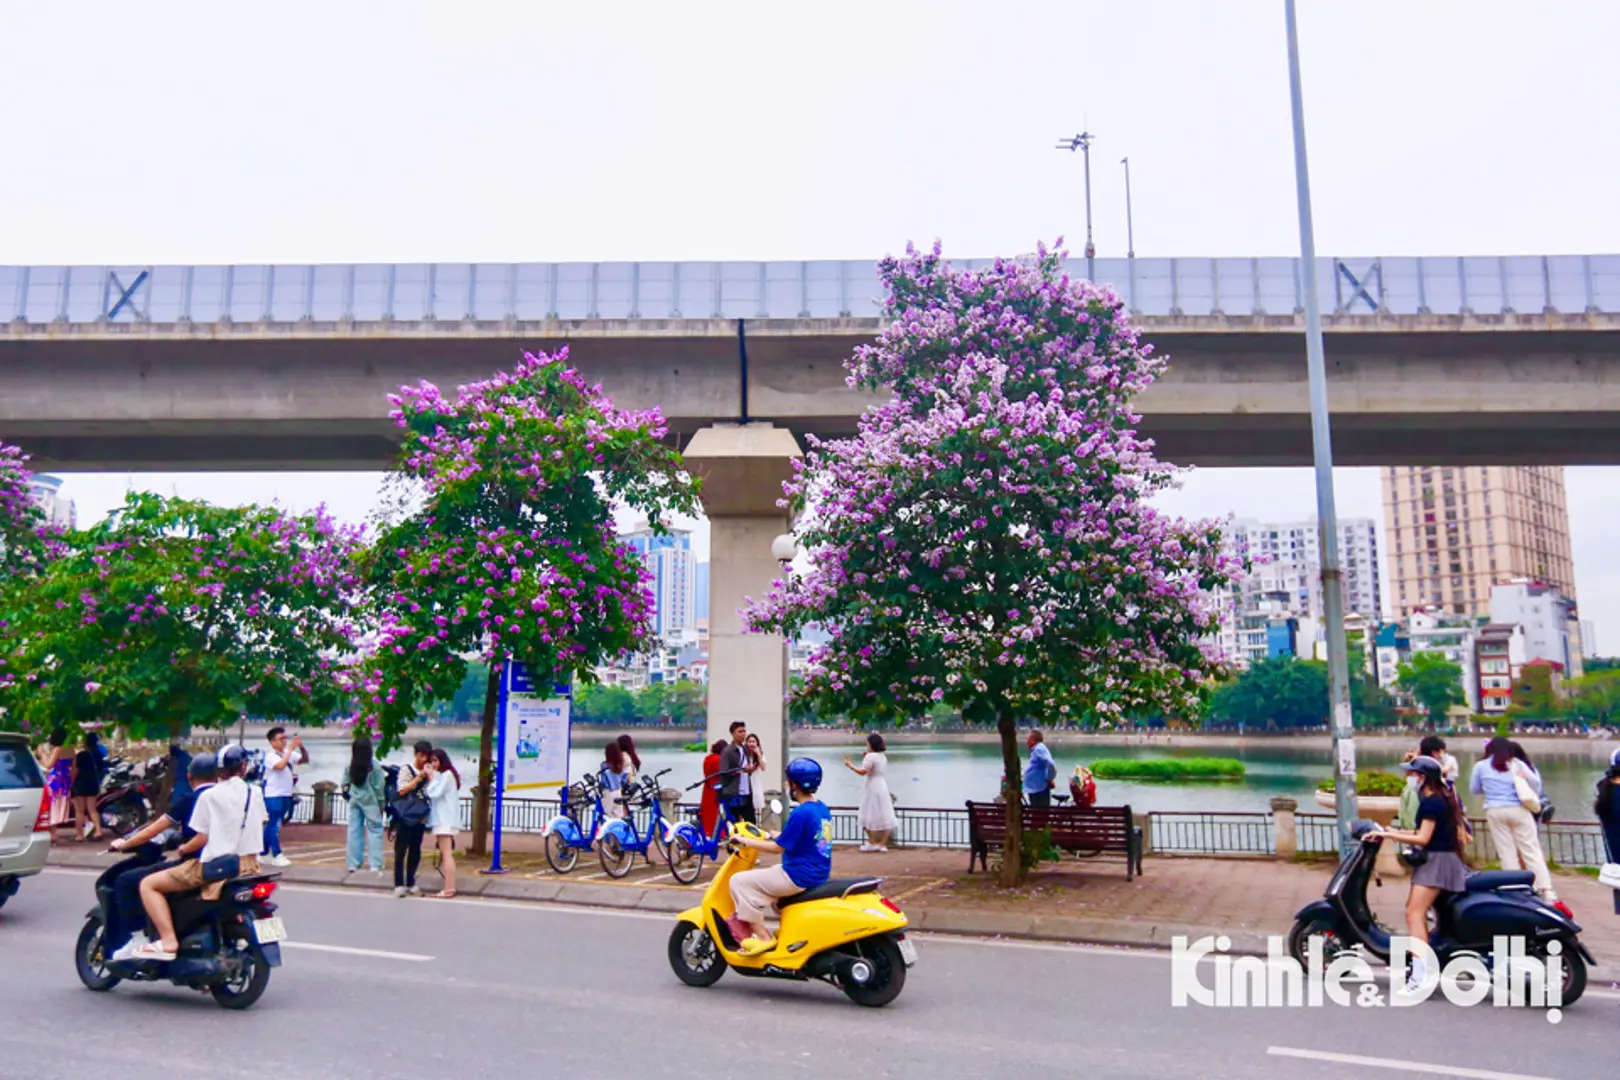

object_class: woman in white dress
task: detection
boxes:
[844,732,897,852]
[745,734,768,820]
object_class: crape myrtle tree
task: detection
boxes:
[355,349,700,856]
[0,492,365,744]
[745,244,1239,885]
[0,444,65,712]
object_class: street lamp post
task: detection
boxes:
[1121,156,1137,310]
[772,532,798,819]
[1284,0,1357,854]
[1055,132,1096,280]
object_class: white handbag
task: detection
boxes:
[1510,762,1542,815]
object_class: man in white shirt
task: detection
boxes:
[262,726,306,867]
[132,746,268,961]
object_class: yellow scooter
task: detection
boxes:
[667,817,915,1006]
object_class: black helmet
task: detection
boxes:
[1402,755,1443,781]
[187,752,218,780]
[219,745,249,774]
[784,757,823,794]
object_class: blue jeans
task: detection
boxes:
[263,796,290,856]
[346,804,384,871]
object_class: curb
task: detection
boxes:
[45,849,1620,983]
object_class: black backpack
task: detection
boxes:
[384,765,431,828]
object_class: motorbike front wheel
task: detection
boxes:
[666,835,704,885]
[544,830,579,874]
[599,834,634,878]
[1285,916,1348,967]
[211,929,271,1010]
[74,917,121,992]
[839,935,907,1007]
[668,922,726,987]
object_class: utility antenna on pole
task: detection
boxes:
[1054,131,1096,280]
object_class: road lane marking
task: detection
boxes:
[280,942,434,962]
[1267,1047,1560,1080]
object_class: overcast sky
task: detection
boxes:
[4,1,1616,653]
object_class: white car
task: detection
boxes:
[0,733,52,909]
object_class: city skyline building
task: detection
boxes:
[1381,466,1576,622]
[621,520,698,639]
[27,473,76,530]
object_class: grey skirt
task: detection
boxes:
[1412,850,1470,892]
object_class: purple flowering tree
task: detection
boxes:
[0,492,365,744]
[357,349,699,856]
[0,443,61,579]
[745,245,1239,885]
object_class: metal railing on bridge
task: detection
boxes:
[5,254,1619,327]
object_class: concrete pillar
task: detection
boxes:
[684,423,803,797]
[1270,796,1298,858]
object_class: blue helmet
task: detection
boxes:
[784,757,823,794]
[187,752,218,780]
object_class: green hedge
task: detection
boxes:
[1087,757,1245,781]
[1318,770,1406,797]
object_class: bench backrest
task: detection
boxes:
[965,801,1134,845]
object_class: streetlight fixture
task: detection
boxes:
[1054,132,1096,280]
[1284,0,1357,853]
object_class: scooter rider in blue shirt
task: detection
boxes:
[725,757,833,956]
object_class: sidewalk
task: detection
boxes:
[48,826,1620,980]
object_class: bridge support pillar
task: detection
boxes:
[683,423,803,800]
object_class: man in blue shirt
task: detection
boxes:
[725,758,832,956]
[1023,730,1057,807]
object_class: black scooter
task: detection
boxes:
[1288,819,1594,1005]
[75,849,286,1009]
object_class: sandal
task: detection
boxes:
[433,890,457,899]
[132,941,177,962]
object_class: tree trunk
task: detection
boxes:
[996,710,1024,888]
[469,664,501,857]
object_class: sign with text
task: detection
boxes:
[499,663,572,793]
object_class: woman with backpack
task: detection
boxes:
[344,736,387,872]
[389,740,434,897]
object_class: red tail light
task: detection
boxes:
[251,881,278,901]
[880,897,902,914]
[33,789,50,833]
[1553,900,1574,920]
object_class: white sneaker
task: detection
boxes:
[268,855,291,868]
[858,843,877,852]
[394,886,408,898]
[110,937,147,962]
[408,885,423,897]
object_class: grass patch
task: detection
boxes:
[1318,771,1406,797]
[682,741,707,752]
[1088,757,1245,781]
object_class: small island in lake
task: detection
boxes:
[1087,757,1245,781]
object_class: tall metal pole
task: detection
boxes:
[1121,157,1135,258]
[1055,132,1096,280]
[1122,156,1137,311]
[1285,0,1356,853]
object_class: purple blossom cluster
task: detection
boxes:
[744,243,1241,724]
[0,443,65,578]
[354,348,699,744]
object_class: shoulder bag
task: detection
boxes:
[201,788,253,884]
[1510,762,1543,815]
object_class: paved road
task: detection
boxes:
[2,869,1615,1080]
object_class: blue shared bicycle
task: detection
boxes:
[544,772,610,874]
[597,768,676,878]
[664,768,749,885]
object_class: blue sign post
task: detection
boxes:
[482,661,514,876]
[481,660,573,877]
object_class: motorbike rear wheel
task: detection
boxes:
[839,935,907,1007]
[1528,939,1587,1006]
[668,922,726,987]
[1286,916,1349,968]
[210,929,271,1010]
[599,834,634,878]
[544,830,579,874]
[666,835,704,885]
[74,917,122,992]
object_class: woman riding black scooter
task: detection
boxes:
[1370,755,1470,992]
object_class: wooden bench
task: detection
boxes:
[965,801,1144,880]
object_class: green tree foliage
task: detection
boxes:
[1396,651,1467,727]
[0,493,364,742]
[1208,658,1330,729]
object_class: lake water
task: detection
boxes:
[286,735,1614,822]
